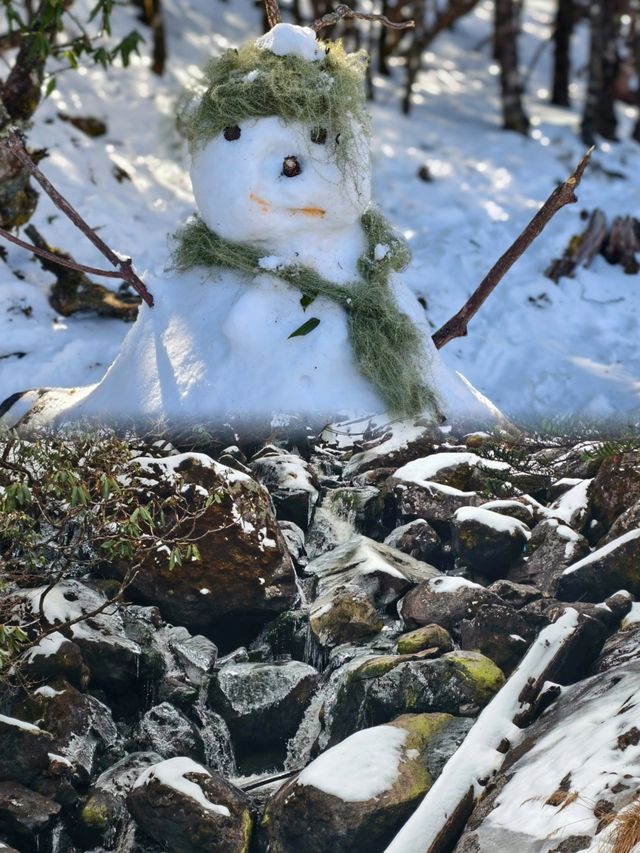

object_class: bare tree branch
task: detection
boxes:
[264,0,282,30]
[432,146,594,350]
[1,128,154,307]
[313,4,415,33]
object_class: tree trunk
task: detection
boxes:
[0,7,54,228]
[581,0,620,145]
[631,0,640,141]
[551,0,574,106]
[494,0,530,133]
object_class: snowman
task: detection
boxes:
[1,23,501,435]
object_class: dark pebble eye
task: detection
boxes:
[223,125,241,141]
[311,127,327,145]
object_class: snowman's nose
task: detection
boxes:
[282,155,302,178]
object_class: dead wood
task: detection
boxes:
[545,208,608,282]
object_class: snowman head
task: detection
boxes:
[182,24,372,243]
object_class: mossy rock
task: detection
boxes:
[397,624,453,655]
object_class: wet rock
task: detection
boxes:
[250,448,319,532]
[396,624,454,655]
[382,464,482,527]
[127,757,252,853]
[19,680,119,783]
[383,519,441,563]
[0,715,52,785]
[75,751,162,850]
[556,529,640,602]
[0,782,60,853]
[451,507,530,578]
[546,478,592,531]
[588,451,640,530]
[209,660,319,754]
[509,519,589,594]
[135,703,205,762]
[251,610,310,663]
[306,536,440,648]
[454,661,640,853]
[169,632,218,686]
[327,651,504,744]
[278,521,307,568]
[116,454,298,643]
[306,487,382,559]
[399,577,503,633]
[261,713,461,853]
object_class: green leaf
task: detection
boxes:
[288,317,320,339]
[300,294,315,311]
[114,30,144,67]
[44,77,57,98]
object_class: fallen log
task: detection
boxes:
[545,208,608,282]
[384,607,584,853]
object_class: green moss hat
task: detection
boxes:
[180,23,370,164]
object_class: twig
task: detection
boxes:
[313,4,415,33]
[0,225,134,280]
[2,128,154,307]
[264,0,281,30]
[432,146,594,350]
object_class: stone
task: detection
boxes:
[249,448,319,532]
[382,475,482,527]
[396,625,454,655]
[18,679,119,783]
[486,580,541,607]
[477,499,535,528]
[327,651,504,745]
[592,625,640,674]
[0,714,52,785]
[457,603,547,674]
[451,507,530,578]
[399,577,503,633]
[305,536,440,648]
[508,519,589,594]
[341,423,440,478]
[278,520,307,568]
[209,660,319,753]
[21,634,88,690]
[602,498,640,544]
[127,757,252,853]
[135,703,205,762]
[383,519,441,563]
[556,529,640,602]
[75,751,162,849]
[250,610,310,663]
[261,713,462,853]
[454,661,640,852]
[114,454,298,644]
[0,782,60,853]
[588,451,640,530]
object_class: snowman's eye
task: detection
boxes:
[310,127,327,145]
[223,125,241,141]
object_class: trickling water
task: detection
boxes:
[303,621,329,672]
[284,652,373,769]
[114,817,137,853]
[194,678,237,777]
[50,822,63,853]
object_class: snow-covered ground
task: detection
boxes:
[1,0,639,427]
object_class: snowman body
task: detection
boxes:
[3,26,501,432]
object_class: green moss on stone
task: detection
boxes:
[80,799,110,830]
[446,651,505,703]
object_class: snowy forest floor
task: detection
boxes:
[1,0,639,428]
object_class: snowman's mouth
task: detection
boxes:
[249,193,326,219]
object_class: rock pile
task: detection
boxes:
[1,424,639,852]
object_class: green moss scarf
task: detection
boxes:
[172,208,439,418]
